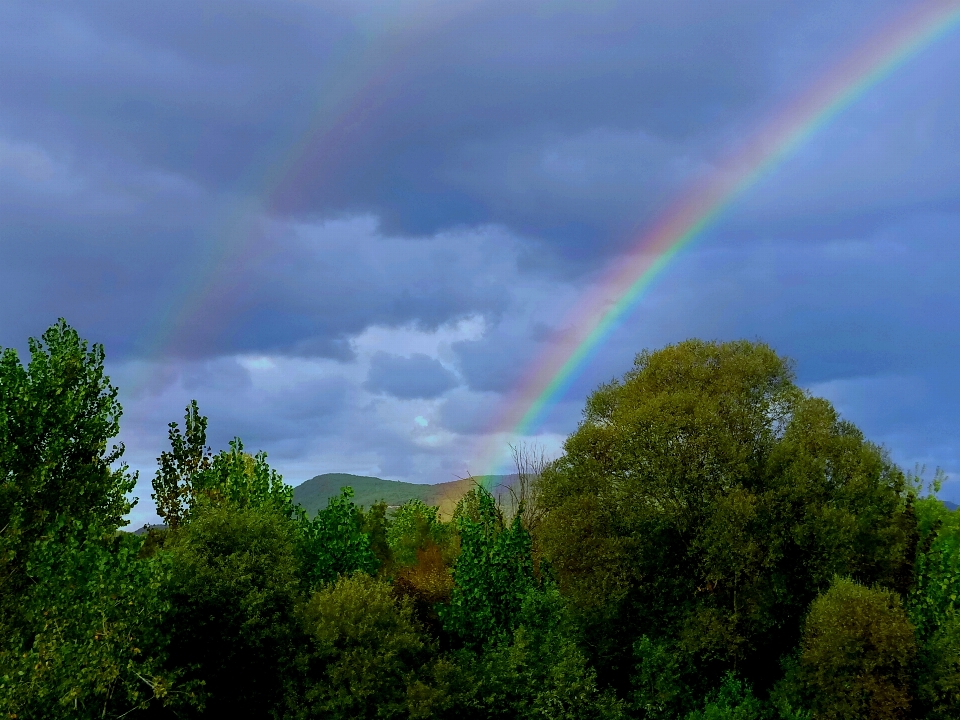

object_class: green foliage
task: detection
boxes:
[536,340,917,693]
[406,654,479,720]
[0,320,136,612]
[388,498,451,567]
[409,587,623,720]
[0,521,190,718]
[908,490,960,638]
[2,324,947,719]
[685,673,765,720]
[442,487,535,648]
[152,400,212,529]
[631,635,688,720]
[153,403,293,528]
[291,573,427,719]
[784,577,916,720]
[163,502,302,718]
[361,500,394,574]
[470,586,625,720]
[911,618,960,720]
[200,437,294,512]
[295,487,379,590]
[908,488,960,719]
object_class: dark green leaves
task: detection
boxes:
[0,319,135,558]
[295,487,379,591]
[442,487,535,648]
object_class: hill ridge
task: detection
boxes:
[292,472,518,518]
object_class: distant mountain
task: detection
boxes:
[292,473,519,517]
[944,500,958,511]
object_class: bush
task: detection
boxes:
[685,673,764,720]
[788,577,916,720]
[0,522,186,719]
[163,503,301,718]
[292,573,427,719]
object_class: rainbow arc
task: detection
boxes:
[473,0,960,477]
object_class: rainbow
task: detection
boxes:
[130,1,486,378]
[473,0,960,477]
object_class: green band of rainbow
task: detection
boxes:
[474,0,960,477]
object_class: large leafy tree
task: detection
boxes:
[0,320,135,591]
[0,319,137,648]
[536,340,917,698]
[0,523,192,719]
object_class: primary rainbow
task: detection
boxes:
[473,0,960,477]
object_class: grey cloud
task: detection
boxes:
[7,0,960,514]
[364,352,458,399]
[160,218,522,360]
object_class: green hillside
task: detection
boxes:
[292,473,517,517]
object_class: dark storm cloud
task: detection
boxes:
[364,352,459,399]
[162,217,521,360]
[5,0,960,507]
[0,0,938,363]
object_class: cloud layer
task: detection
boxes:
[2,0,960,523]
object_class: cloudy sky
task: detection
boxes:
[3,0,960,524]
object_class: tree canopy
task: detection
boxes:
[1,323,956,720]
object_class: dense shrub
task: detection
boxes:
[0,523,187,719]
[292,573,427,720]
[162,503,302,718]
[785,577,917,720]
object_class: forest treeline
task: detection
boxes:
[1,320,959,719]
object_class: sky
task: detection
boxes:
[3,0,960,525]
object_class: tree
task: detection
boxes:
[388,499,448,567]
[536,340,917,696]
[295,487,379,591]
[0,319,137,655]
[684,673,764,720]
[0,321,135,597]
[469,586,625,720]
[0,522,192,719]
[785,578,917,720]
[907,482,960,720]
[388,499,457,633]
[291,573,427,720]
[152,400,212,529]
[441,487,535,648]
[162,503,302,718]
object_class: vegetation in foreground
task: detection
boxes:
[1,320,959,719]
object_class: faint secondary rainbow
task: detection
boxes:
[128,0,485,387]
[473,0,960,478]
